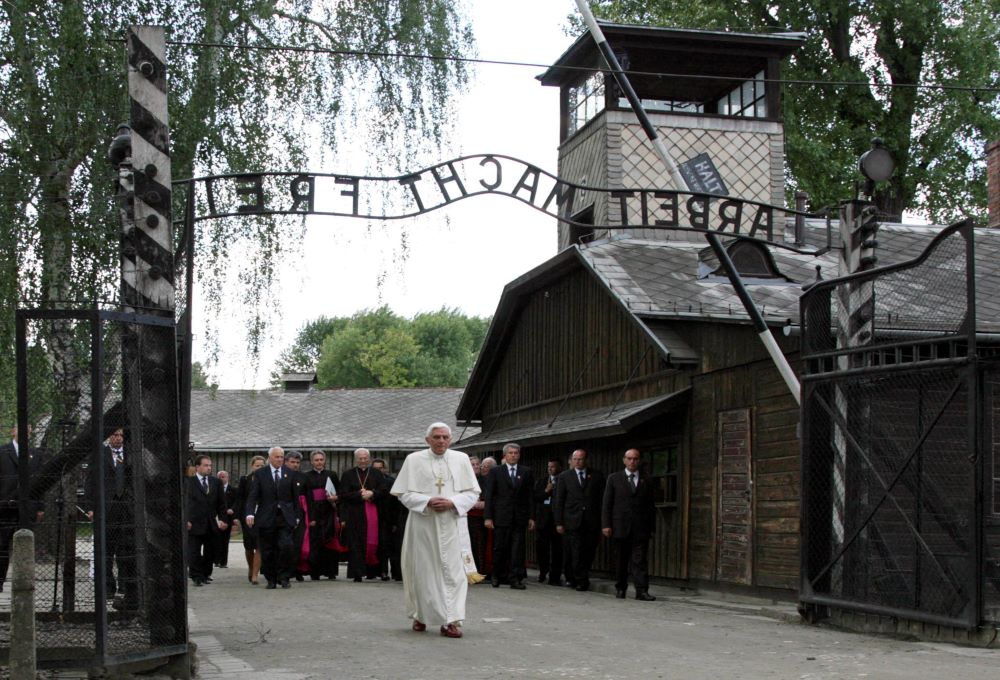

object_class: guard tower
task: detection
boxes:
[538,23,804,249]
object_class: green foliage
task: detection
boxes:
[301,306,489,388]
[191,361,216,390]
[585,0,1000,222]
[0,0,474,420]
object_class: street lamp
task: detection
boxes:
[858,137,895,199]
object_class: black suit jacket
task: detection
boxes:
[82,445,129,514]
[553,468,604,531]
[1,441,44,512]
[186,474,227,536]
[602,470,656,540]
[221,483,239,526]
[533,473,559,531]
[484,464,535,527]
[246,465,302,529]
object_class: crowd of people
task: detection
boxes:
[1,422,657,639]
[183,424,658,637]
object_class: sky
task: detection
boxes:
[197,1,579,388]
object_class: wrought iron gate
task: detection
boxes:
[1,307,187,669]
[799,219,985,629]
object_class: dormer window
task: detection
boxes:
[699,239,790,282]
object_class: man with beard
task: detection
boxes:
[340,448,387,582]
[302,450,341,580]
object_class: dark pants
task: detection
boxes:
[105,504,137,602]
[565,526,599,587]
[0,509,18,586]
[614,536,649,593]
[493,524,527,583]
[215,520,233,566]
[535,522,563,582]
[259,522,295,583]
[188,530,216,581]
[380,523,403,580]
[468,513,486,575]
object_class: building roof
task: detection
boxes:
[538,22,805,102]
[190,388,476,453]
[457,221,1000,422]
[456,389,690,451]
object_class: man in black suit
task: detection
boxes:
[484,442,534,589]
[214,470,238,568]
[602,448,657,601]
[245,446,302,589]
[372,458,403,581]
[0,425,43,593]
[83,426,137,608]
[554,448,604,591]
[533,458,563,586]
[186,455,228,586]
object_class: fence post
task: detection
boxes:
[9,528,36,680]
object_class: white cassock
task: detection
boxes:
[391,448,481,627]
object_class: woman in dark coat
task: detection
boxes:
[237,455,267,584]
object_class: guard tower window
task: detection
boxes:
[568,72,606,135]
[617,96,704,114]
[718,71,768,118]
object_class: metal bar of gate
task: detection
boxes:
[964,219,982,628]
[808,384,967,598]
[14,311,29,530]
[91,310,109,661]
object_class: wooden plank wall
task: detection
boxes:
[687,325,800,591]
[481,268,678,430]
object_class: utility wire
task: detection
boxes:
[157,38,1000,95]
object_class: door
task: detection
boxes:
[716,408,753,585]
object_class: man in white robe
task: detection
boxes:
[391,422,480,638]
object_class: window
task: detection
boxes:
[617,97,703,114]
[650,444,681,507]
[568,72,606,135]
[717,71,767,118]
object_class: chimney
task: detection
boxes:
[988,139,1000,228]
[281,372,317,393]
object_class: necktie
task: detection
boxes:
[274,468,280,482]
[201,476,209,493]
[578,470,585,485]
[629,473,636,489]
[113,451,126,497]
[509,466,516,482]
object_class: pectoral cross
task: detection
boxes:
[435,476,445,494]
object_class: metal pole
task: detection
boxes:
[573,0,801,403]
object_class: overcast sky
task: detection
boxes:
[197,1,579,388]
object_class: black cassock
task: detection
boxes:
[339,466,387,579]
[303,468,342,579]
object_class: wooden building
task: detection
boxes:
[454,23,1000,608]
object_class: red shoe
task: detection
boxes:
[440,623,463,638]
[412,620,426,632]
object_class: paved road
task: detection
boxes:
[186,545,999,679]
